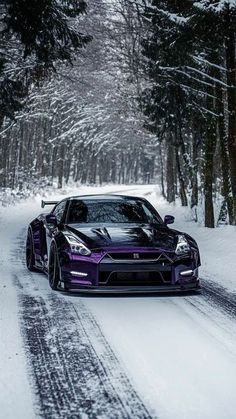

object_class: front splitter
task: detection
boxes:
[66,282,201,294]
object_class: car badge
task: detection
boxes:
[133,253,140,259]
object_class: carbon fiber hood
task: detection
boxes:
[66,223,180,251]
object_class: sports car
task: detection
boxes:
[26,194,201,292]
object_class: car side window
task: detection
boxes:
[53,201,67,223]
[141,203,162,225]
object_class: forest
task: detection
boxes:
[0,0,236,228]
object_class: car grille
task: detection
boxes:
[106,252,172,262]
[99,271,172,286]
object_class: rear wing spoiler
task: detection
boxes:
[41,200,58,208]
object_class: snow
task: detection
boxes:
[0,277,35,419]
[0,183,236,418]
[194,0,236,12]
[0,205,35,419]
[83,295,236,419]
[149,7,189,25]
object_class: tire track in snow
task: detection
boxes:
[201,279,236,318]
[13,233,154,419]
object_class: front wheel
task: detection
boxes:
[48,244,60,290]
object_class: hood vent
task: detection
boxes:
[91,227,111,241]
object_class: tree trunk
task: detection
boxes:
[225,15,236,224]
[204,116,216,228]
[166,141,175,203]
[57,144,65,189]
[176,147,188,206]
[191,118,201,213]
[159,142,166,198]
[216,84,234,224]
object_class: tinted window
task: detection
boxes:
[53,200,67,223]
[67,199,162,224]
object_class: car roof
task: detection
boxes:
[67,194,146,201]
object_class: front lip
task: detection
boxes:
[63,282,201,293]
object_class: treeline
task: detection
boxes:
[0,1,236,228]
[140,0,236,227]
[0,0,157,191]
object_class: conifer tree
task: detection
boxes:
[141,0,236,227]
[0,0,90,126]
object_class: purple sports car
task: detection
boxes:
[26,194,201,292]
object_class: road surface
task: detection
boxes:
[1,185,236,419]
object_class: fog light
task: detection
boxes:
[180,270,193,277]
[70,271,88,277]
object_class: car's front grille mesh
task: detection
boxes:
[99,271,172,286]
[99,251,173,286]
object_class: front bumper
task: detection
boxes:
[61,247,200,292]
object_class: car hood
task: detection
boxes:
[66,223,179,251]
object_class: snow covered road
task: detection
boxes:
[1,185,236,419]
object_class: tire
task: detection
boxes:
[26,229,38,272]
[48,243,60,290]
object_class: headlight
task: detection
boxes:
[175,235,191,255]
[65,234,91,256]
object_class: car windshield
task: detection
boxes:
[67,199,163,225]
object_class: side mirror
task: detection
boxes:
[164,215,175,225]
[46,213,57,226]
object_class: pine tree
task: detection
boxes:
[141,0,198,205]
[0,0,90,126]
[5,0,89,63]
[141,0,236,227]
[190,1,236,224]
